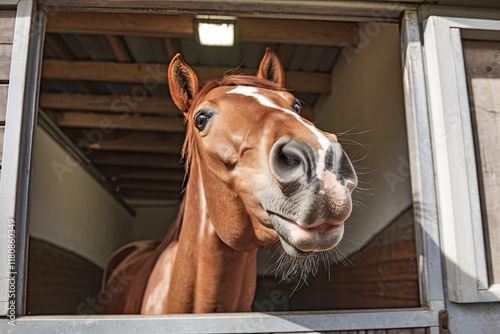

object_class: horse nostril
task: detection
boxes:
[270,138,310,186]
[322,144,357,192]
[339,151,358,191]
[277,147,301,170]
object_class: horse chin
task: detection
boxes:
[278,237,314,258]
[268,213,344,257]
[273,234,340,284]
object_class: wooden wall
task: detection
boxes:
[26,208,419,315]
[254,207,419,311]
[26,237,103,315]
[0,10,16,171]
[462,40,500,285]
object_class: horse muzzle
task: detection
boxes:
[266,137,357,257]
[268,212,345,257]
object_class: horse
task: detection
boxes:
[98,48,358,314]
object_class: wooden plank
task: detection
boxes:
[44,34,100,94]
[55,112,185,133]
[117,188,182,200]
[463,40,500,284]
[46,12,193,38]
[0,44,12,82]
[238,17,357,46]
[0,11,16,44]
[112,180,182,192]
[42,59,331,94]
[44,34,75,60]
[61,127,184,145]
[163,38,177,60]
[329,259,418,283]
[0,85,7,123]
[46,12,357,47]
[26,238,102,315]
[105,35,131,62]
[42,59,167,83]
[89,139,182,154]
[285,71,330,94]
[40,93,181,116]
[97,165,184,182]
[88,152,182,169]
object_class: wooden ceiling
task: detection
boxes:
[39,12,358,210]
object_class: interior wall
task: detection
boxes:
[29,126,134,268]
[314,23,411,254]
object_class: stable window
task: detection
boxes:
[0,1,445,332]
[423,15,500,303]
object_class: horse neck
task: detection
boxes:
[166,159,257,313]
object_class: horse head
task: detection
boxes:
[168,48,358,278]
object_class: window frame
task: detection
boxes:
[0,2,446,332]
[423,15,500,303]
[0,0,40,316]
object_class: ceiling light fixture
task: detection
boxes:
[195,15,237,47]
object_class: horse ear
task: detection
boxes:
[168,54,199,114]
[257,48,285,87]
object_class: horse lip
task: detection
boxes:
[267,211,344,233]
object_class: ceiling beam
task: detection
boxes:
[46,12,357,47]
[42,59,331,94]
[125,198,181,207]
[62,127,185,143]
[89,152,183,169]
[97,165,184,182]
[89,140,182,154]
[40,93,181,116]
[45,34,75,60]
[112,180,183,192]
[44,34,100,94]
[105,35,131,63]
[163,38,178,60]
[46,13,194,38]
[118,189,182,200]
[54,112,185,132]
[238,17,357,46]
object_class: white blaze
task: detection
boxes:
[227,86,331,151]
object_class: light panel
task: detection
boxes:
[195,16,237,47]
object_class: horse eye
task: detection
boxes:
[194,111,212,131]
[292,100,301,114]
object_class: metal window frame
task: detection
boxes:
[0,0,40,317]
[422,15,500,303]
[0,3,446,332]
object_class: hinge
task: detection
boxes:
[439,309,451,334]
